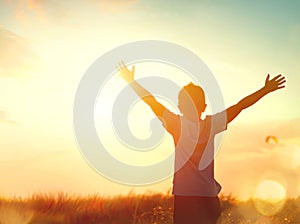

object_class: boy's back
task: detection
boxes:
[160,109,227,196]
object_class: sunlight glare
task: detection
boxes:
[253,180,286,216]
[0,206,33,224]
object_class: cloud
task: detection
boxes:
[0,111,16,124]
[218,143,300,199]
[3,0,139,23]
[0,26,38,77]
[1,0,67,25]
[216,117,300,199]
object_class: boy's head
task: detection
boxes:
[178,82,207,120]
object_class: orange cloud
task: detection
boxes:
[4,0,139,24]
[0,26,38,77]
[216,117,300,199]
[3,0,61,24]
[23,0,46,21]
[3,0,43,23]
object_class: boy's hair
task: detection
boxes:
[178,82,206,116]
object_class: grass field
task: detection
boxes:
[0,192,299,224]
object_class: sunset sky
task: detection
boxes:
[0,0,300,200]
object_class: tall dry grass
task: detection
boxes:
[0,193,300,223]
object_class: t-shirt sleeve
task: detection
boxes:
[158,109,180,135]
[207,110,227,134]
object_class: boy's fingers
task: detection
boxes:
[266,74,270,81]
[276,77,286,83]
[272,74,282,81]
[278,78,286,83]
[116,65,122,72]
[278,80,286,85]
[121,60,126,68]
[118,62,123,69]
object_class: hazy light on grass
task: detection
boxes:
[253,180,286,216]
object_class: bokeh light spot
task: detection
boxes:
[253,180,286,216]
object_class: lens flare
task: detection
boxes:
[253,180,286,216]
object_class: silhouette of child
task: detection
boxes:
[117,61,286,224]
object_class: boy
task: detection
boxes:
[117,61,286,224]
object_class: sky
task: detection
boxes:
[0,0,300,200]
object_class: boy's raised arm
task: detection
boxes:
[226,74,286,124]
[117,61,167,118]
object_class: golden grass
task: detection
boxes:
[0,193,300,223]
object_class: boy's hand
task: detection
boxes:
[264,74,286,93]
[117,61,135,83]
